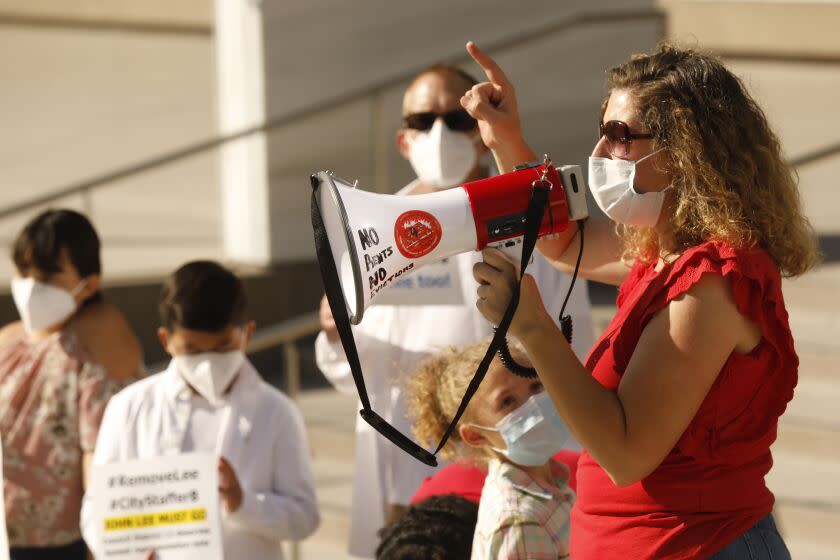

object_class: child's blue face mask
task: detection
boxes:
[471,391,569,466]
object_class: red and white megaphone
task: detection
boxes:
[310,160,589,325]
[310,158,589,465]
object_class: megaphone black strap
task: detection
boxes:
[311,185,371,412]
[432,179,552,456]
[311,173,561,466]
[311,181,440,466]
[497,218,585,377]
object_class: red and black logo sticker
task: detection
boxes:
[394,210,442,259]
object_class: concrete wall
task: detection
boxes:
[660,0,840,59]
[257,1,663,261]
[0,3,220,283]
[0,0,211,28]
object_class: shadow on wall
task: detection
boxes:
[0,262,326,389]
[818,234,840,264]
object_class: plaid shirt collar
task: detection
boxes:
[490,458,566,501]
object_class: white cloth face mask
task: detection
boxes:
[408,119,479,188]
[173,350,246,407]
[11,277,86,333]
[588,150,667,227]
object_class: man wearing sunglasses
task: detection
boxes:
[315,63,595,559]
[395,64,487,191]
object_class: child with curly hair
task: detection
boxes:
[407,341,574,560]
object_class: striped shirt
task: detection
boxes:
[472,458,574,560]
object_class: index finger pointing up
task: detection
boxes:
[466,41,511,88]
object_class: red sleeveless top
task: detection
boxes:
[571,241,797,559]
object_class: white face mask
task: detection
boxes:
[588,150,667,227]
[408,119,478,188]
[173,350,246,407]
[11,277,86,333]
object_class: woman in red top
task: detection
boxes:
[460,41,818,559]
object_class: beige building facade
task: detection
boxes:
[1,1,838,558]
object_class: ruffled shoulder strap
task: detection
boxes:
[649,241,796,373]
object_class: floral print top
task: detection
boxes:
[0,325,140,547]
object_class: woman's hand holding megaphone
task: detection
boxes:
[474,247,551,341]
[462,42,538,173]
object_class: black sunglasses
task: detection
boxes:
[403,109,478,132]
[599,120,654,158]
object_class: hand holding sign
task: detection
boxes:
[218,457,243,514]
[461,42,537,173]
[319,295,339,342]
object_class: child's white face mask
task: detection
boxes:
[588,149,668,227]
[471,392,569,467]
[173,351,245,407]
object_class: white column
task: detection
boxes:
[214,0,271,266]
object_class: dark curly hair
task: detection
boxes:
[375,495,479,560]
[605,42,818,277]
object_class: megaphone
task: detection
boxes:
[310,161,589,325]
[310,158,589,466]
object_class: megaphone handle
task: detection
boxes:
[497,216,585,378]
[487,237,533,267]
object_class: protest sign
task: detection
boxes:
[90,453,223,560]
[372,258,464,306]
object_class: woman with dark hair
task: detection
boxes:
[460,41,817,559]
[0,209,142,560]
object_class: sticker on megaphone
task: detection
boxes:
[311,161,588,325]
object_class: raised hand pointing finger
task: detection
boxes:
[466,41,512,90]
[461,41,534,170]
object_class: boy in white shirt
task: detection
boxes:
[81,261,319,559]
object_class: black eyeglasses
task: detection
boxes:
[403,109,478,132]
[599,120,654,158]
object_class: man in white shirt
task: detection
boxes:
[315,63,595,558]
[82,261,319,560]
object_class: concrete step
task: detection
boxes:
[773,502,840,560]
[298,389,357,560]
[783,263,840,351]
[785,343,840,429]
[769,423,840,508]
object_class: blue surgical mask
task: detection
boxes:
[471,392,569,466]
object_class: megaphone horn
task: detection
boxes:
[311,161,588,325]
[310,158,589,466]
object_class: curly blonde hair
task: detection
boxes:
[406,340,527,462]
[605,42,818,277]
